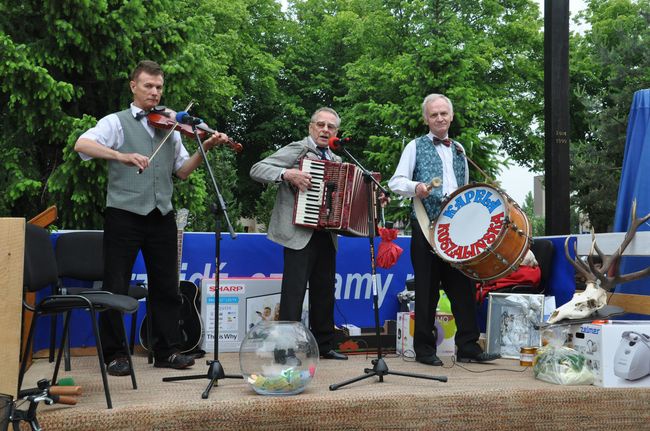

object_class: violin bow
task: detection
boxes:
[138,100,194,174]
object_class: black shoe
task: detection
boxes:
[107,357,131,376]
[416,354,443,366]
[457,352,501,363]
[154,352,195,369]
[320,350,348,360]
[274,348,302,366]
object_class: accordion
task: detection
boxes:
[292,158,380,237]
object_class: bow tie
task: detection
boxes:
[433,137,452,147]
[135,111,148,121]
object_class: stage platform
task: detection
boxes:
[19,351,650,430]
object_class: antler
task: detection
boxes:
[574,200,650,291]
[564,237,596,283]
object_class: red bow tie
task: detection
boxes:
[433,137,451,147]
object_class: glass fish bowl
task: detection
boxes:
[239,321,319,395]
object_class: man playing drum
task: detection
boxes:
[388,94,500,366]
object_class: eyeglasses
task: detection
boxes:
[311,120,339,131]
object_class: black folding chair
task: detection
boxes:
[53,231,150,370]
[18,224,139,409]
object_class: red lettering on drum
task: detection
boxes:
[479,212,505,246]
[436,224,453,252]
[474,238,487,252]
[490,212,505,226]
[437,223,450,238]
[451,246,465,260]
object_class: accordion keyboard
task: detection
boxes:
[294,158,325,228]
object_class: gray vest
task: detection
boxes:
[107,110,175,215]
[411,135,466,222]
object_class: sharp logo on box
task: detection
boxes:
[581,326,600,335]
[208,284,245,294]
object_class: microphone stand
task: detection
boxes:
[162,123,243,398]
[329,143,447,390]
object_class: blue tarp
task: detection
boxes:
[613,89,650,294]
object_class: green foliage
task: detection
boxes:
[521,191,545,237]
[569,0,650,232]
[9,0,635,236]
[0,0,289,230]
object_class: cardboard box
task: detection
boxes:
[396,311,456,357]
[577,321,650,388]
[200,277,308,352]
[334,320,396,354]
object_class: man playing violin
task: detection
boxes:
[74,60,230,376]
[388,94,500,366]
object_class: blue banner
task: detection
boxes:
[35,232,576,351]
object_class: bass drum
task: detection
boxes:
[431,183,531,281]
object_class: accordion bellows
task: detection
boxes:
[293,159,380,237]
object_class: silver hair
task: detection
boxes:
[421,94,453,121]
[311,107,341,127]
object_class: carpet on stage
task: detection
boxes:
[18,352,650,430]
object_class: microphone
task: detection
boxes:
[328,136,351,151]
[175,111,203,125]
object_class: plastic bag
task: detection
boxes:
[533,344,594,385]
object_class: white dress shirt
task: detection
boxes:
[78,103,190,172]
[388,132,468,197]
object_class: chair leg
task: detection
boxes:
[129,311,137,355]
[146,301,153,364]
[89,309,112,409]
[18,313,40,392]
[52,311,72,384]
[63,311,72,372]
[48,314,57,363]
[120,314,138,390]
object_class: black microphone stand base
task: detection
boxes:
[329,357,447,391]
[162,360,242,399]
[160,123,242,400]
[328,149,447,391]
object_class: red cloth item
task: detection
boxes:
[475,265,541,303]
[376,227,403,269]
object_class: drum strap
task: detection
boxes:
[413,197,436,249]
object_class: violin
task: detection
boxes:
[146,106,243,153]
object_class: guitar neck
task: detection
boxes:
[177,228,184,277]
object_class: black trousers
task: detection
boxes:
[410,221,481,358]
[100,207,182,363]
[279,230,336,354]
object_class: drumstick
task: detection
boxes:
[425,178,442,192]
[50,385,82,396]
[424,145,497,190]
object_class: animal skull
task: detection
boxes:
[547,201,650,324]
[547,281,607,323]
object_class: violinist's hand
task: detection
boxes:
[378,192,391,208]
[283,168,312,192]
[118,152,149,172]
[415,182,430,199]
[202,132,230,151]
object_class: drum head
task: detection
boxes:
[433,183,508,263]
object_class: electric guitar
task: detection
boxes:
[139,208,204,353]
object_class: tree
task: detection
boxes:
[521,191,545,236]
[0,0,289,231]
[569,0,650,232]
